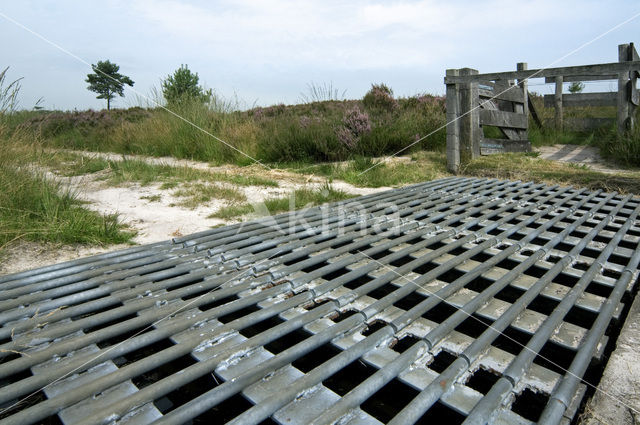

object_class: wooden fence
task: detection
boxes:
[445,43,640,173]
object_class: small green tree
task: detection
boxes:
[568,81,585,94]
[162,65,212,105]
[85,60,134,110]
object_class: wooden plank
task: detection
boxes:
[619,44,632,133]
[493,80,515,113]
[543,92,617,107]
[629,44,638,131]
[516,63,528,141]
[528,92,542,128]
[479,98,522,140]
[459,68,480,163]
[565,117,614,131]
[446,69,460,174]
[555,76,563,130]
[544,75,616,83]
[478,88,524,103]
[480,138,531,154]
[479,109,528,130]
[443,61,640,83]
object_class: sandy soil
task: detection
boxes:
[535,144,629,174]
[0,151,391,276]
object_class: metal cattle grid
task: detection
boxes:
[0,176,638,425]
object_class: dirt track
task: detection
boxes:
[0,151,391,275]
[535,144,628,174]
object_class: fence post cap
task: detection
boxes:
[459,68,479,75]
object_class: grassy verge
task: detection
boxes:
[41,151,279,187]
[0,132,135,251]
[173,183,246,209]
[463,153,640,194]
[210,183,354,219]
[283,151,448,188]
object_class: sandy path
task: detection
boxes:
[55,151,390,245]
[1,151,392,275]
[535,144,631,174]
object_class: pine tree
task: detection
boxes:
[86,60,134,110]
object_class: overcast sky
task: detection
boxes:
[1,0,639,111]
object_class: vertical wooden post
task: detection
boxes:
[459,68,480,164]
[631,43,639,132]
[618,43,631,134]
[554,76,563,131]
[446,69,461,173]
[516,62,529,140]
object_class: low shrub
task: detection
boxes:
[362,83,398,112]
[15,88,449,164]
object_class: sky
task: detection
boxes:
[1,0,639,111]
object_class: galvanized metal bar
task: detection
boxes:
[461,196,635,425]
[386,190,613,424]
[0,177,637,425]
[18,181,544,422]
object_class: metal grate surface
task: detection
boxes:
[0,177,639,425]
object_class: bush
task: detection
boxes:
[336,106,371,150]
[14,87,449,164]
[162,65,212,106]
[599,114,640,167]
[257,112,345,162]
[362,83,398,112]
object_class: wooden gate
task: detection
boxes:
[444,43,640,173]
[445,63,531,173]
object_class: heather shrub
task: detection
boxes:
[13,85,450,164]
[336,106,371,150]
[362,83,398,112]
[257,112,346,162]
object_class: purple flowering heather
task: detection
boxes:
[343,106,371,136]
[417,94,445,110]
[362,83,398,111]
[336,106,371,149]
[336,126,356,149]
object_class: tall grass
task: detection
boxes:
[596,109,640,167]
[0,69,134,250]
[0,130,134,249]
[299,82,347,103]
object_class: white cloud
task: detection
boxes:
[2,0,637,109]
[129,0,593,70]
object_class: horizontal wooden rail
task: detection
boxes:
[480,139,532,154]
[444,61,640,84]
[544,75,617,83]
[478,88,524,103]
[543,92,617,108]
[479,109,528,130]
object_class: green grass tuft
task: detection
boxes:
[173,183,246,209]
[209,183,354,219]
[284,152,447,188]
[0,137,134,249]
